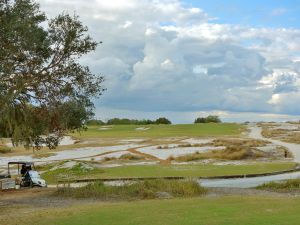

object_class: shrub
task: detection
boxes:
[155,117,172,125]
[194,115,221,123]
[119,154,145,161]
[86,119,105,126]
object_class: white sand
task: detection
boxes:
[181,138,213,145]
[136,146,225,160]
[249,125,300,163]
[0,144,141,167]
[80,151,129,161]
[6,136,76,147]
[119,139,146,143]
[135,127,150,131]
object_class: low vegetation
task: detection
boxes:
[170,147,265,162]
[0,145,12,154]
[261,124,300,144]
[32,152,56,159]
[194,115,221,123]
[105,117,172,125]
[169,138,272,162]
[103,154,146,162]
[56,179,206,200]
[257,179,300,192]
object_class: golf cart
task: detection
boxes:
[8,162,47,187]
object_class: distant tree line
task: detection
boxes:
[86,117,172,125]
[194,115,221,124]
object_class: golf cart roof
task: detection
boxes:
[8,162,34,166]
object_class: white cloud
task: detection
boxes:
[37,0,300,120]
[271,8,288,16]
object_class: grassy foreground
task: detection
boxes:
[12,196,300,225]
[73,123,244,138]
[42,162,297,184]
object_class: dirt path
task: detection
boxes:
[248,125,300,163]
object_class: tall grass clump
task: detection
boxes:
[56,179,206,200]
[0,146,12,154]
[257,179,300,191]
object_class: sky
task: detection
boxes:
[37,0,300,123]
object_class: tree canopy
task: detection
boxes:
[0,0,105,148]
[194,115,221,124]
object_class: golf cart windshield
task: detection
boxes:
[28,171,41,179]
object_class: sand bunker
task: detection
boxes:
[6,136,77,147]
[135,127,150,131]
[0,144,141,167]
[136,145,225,160]
[181,138,213,145]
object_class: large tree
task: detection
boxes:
[0,0,105,148]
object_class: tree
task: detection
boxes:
[155,117,172,125]
[0,0,105,148]
[194,115,221,124]
[86,119,105,126]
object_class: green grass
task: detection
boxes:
[56,179,206,199]
[13,196,300,225]
[257,179,300,191]
[72,123,244,139]
[41,162,297,184]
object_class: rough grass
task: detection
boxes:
[257,179,300,191]
[32,152,56,159]
[261,125,300,144]
[103,153,146,162]
[212,138,270,148]
[170,148,265,162]
[56,179,206,200]
[170,138,270,162]
[0,145,12,154]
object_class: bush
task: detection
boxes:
[56,179,206,199]
[86,119,105,126]
[194,115,221,123]
[155,117,172,125]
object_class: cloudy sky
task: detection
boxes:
[37,0,300,123]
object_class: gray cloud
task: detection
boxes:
[37,0,300,119]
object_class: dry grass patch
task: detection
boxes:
[56,179,206,200]
[103,153,146,162]
[170,147,265,162]
[212,138,270,148]
[32,152,56,159]
[0,145,12,154]
[261,126,300,144]
[257,179,300,192]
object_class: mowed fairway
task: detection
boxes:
[73,123,244,138]
[12,196,300,225]
[42,162,296,183]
